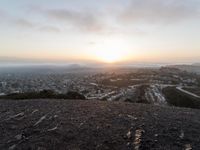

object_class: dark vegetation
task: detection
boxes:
[183,87,200,96]
[125,84,150,104]
[163,87,200,109]
[100,78,148,88]
[0,90,85,100]
[197,76,200,86]
[135,85,150,104]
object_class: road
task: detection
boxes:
[176,86,200,99]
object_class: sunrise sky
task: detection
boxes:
[0,0,200,64]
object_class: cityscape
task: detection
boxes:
[1,66,200,108]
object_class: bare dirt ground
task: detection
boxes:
[0,99,200,150]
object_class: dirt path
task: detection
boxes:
[0,99,200,150]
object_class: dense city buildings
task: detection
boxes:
[0,67,200,108]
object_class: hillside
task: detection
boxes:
[0,99,200,150]
[168,65,200,74]
[193,63,200,66]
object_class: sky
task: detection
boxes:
[0,0,200,64]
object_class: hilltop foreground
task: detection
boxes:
[0,100,200,150]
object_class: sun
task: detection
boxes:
[96,49,122,63]
[90,38,129,63]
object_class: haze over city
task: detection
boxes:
[1,0,200,65]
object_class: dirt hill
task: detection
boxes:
[0,99,199,150]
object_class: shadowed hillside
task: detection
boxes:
[0,99,199,150]
[0,90,85,100]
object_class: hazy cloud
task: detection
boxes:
[43,8,104,32]
[0,10,4,17]
[120,0,200,24]
[0,10,35,29]
[13,18,62,33]
[0,8,60,34]
[29,0,200,34]
[4,0,200,35]
[14,19,35,28]
[0,9,9,23]
[39,26,60,33]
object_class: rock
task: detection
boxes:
[126,142,131,147]
[134,128,145,150]
[9,144,16,150]
[118,114,122,117]
[9,112,24,120]
[127,130,132,139]
[34,115,47,126]
[37,147,47,150]
[179,130,184,139]
[127,115,138,120]
[31,109,39,114]
[54,115,58,118]
[47,126,58,132]
[171,127,178,131]
[185,144,192,150]
[79,123,84,127]
[15,134,22,140]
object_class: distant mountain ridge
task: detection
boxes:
[168,64,200,74]
[192,63,200,66]
[0,64,92,74]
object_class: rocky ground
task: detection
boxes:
[0,99,200,150]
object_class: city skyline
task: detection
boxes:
[1,0,200,64]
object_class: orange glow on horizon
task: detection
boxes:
[95,49,124,63]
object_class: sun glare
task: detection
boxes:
[96,49,122,63]
[91,38,130,63]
